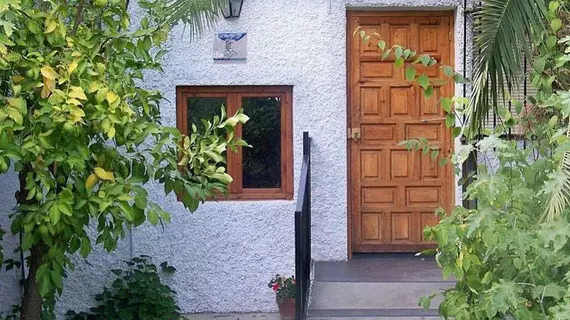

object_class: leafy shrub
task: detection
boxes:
[420,134,570,319]
[67,256,179,320]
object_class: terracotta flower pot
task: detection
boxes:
[276,296,295,320]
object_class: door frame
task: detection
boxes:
[346,10,456,258]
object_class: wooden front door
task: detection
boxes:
[348,11,454,253]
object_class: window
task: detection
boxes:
[176,86,293,200]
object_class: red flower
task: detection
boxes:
[272,283,280,291]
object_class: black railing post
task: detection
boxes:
[295,132,311,320]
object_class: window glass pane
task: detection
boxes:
[242,97,281,189]
[187,97,226,132]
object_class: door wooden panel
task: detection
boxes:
[349,11,454,253]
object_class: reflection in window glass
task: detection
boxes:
[187,97,226,132]
[242,97,281,189]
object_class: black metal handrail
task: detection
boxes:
[295,132,311,320]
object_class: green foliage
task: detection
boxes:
[415,2,570,317]
[66,256,180,320]
[268,274,296,299]
[468,0,548,133]
[0,0,248,312]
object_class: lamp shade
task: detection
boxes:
[221,0,243,19]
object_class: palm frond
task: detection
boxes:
[467,0,547,134]
[164,0,226,37]
[544,136,570,222]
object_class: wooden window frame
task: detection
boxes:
[176,86,294,200]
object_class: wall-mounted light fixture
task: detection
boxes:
[222,0,243,19]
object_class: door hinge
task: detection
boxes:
[448,31,452,41]
[347,128,361,141]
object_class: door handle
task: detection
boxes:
[348,128,361,141]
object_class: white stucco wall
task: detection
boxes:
[0,0,474,317]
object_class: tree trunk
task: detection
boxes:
[20,244,45,320]
[17,168,45,320]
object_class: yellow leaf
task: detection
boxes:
[68,60,78,74]
[41,66,59,80]
[106,91,118,104]
[69,105,85,122]
[12,75,24,83]
[67,98,82,106]
[69,86,87,100]
[7,107,22,125]
[85,174,99,189]
[44,20,57,34]
[44,78,55,91]
[88,81,103,93]
[41,84,51,99]
[107,127,115,139]
[94,167,114,181]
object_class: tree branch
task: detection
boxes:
[71,0,85,36]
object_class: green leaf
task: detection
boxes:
[49,204,61,224]
[419,295,432,310]
[50,270,63,289]
[118,202,134,222]
[39,273,51,297]
[377,40,386,50]
[134,194,148,209]
[394,57,404,68]
[547,35,557,49]
[59,202,73,216]
[441,97,452,113]
[452,127,461,138]
[22,232,34,251]
[395,46,403,59]
[80,237,91,258]
[418,74,430,90]
[551,18,562,32]
[453,73,469,84]
[147,210,159,225]
[442,66,454,77]
[381,49,391,61]
[445,113,456,128]
[424,86,434,99]
[405,67,416,81]
[159,211,171,224]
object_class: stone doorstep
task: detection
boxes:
[183,313,281,320]
[308,308,441,318]
[310,281,452,310]
[182,312,443,320]
[309,317,441,320]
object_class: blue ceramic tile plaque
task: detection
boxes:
[214,32,247,61]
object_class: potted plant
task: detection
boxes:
[268,274,296,320]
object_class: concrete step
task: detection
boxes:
[310,281,452,310]
[308,308,442,319]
